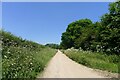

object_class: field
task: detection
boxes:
[63,49,120,73]
[1,30,56,78]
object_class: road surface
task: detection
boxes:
[38,50,106,78]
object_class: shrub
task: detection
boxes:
[1,30,56,78]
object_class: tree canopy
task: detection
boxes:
[60,1,120,55]
[45,43,60,49]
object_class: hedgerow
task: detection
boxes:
[1,30,56,78]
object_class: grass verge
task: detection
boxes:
[63,49,120,73]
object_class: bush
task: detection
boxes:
[1,30,56,78]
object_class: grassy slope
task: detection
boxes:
[63,49,120,73]
[1,30,56,78]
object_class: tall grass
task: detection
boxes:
[1,30,56,78]
[64,49,119,73]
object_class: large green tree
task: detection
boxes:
[60,1,120,55]
[100,1,120,54]
[61,19,92,49]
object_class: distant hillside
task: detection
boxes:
[45,43,60,49]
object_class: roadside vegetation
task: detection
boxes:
[63,49,120,73]
[1,30,56,78]
[60,1,120,73]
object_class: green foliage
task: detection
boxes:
[45,43,60,49]
[64,49,119,73]
[100,1,120,55]
[60,2,120,55]
[61,19,92,49]
[1,30,56,78]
